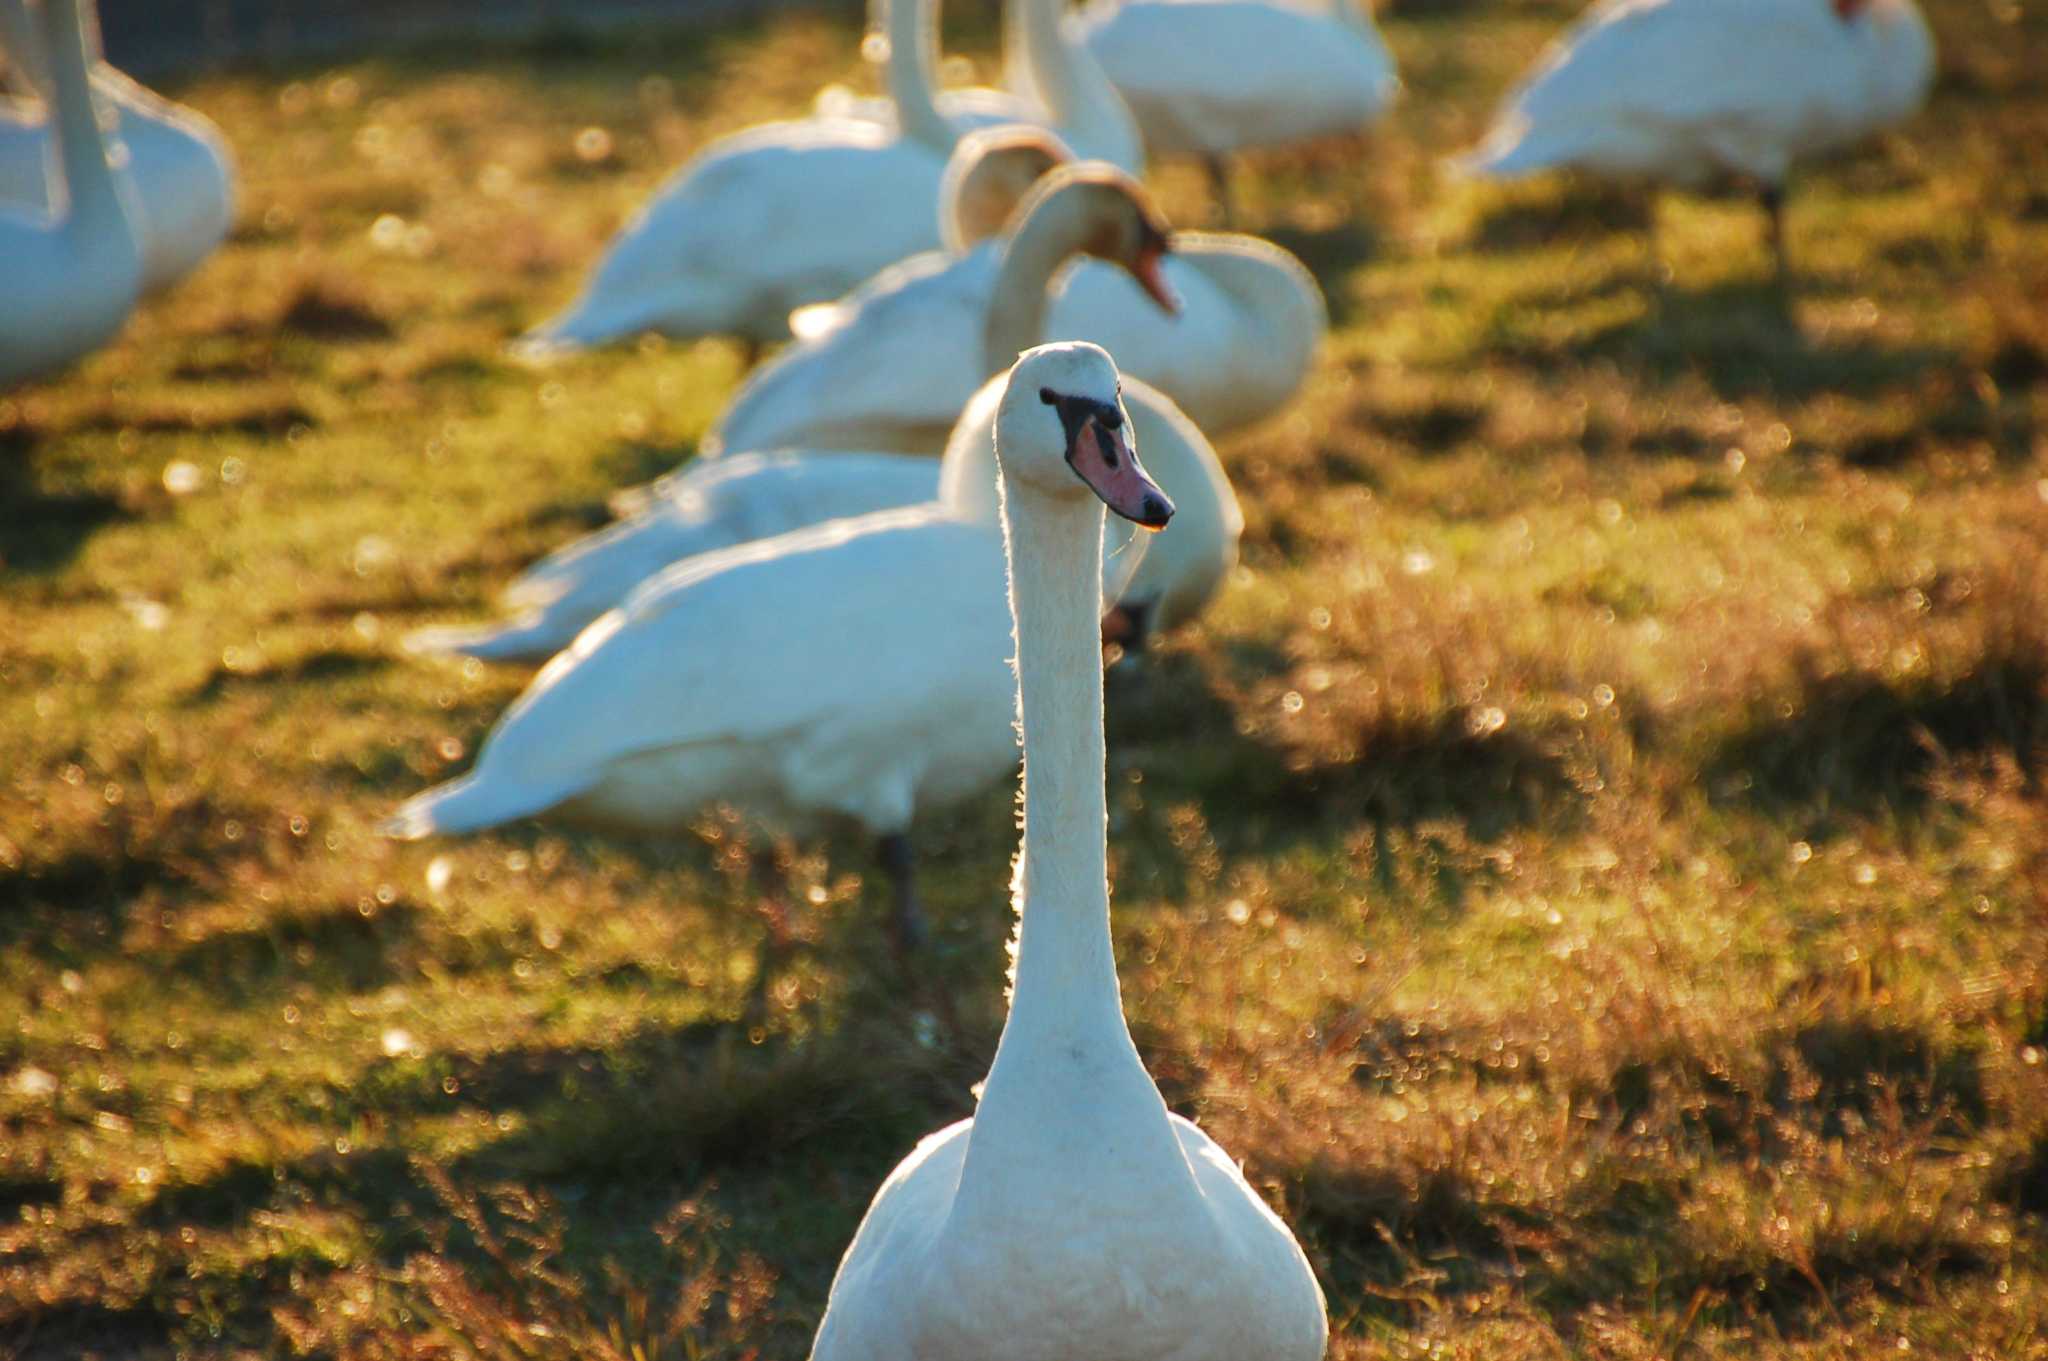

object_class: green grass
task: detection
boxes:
[4,0,2048,1355]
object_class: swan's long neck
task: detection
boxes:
[881,0,955,154]
[981,187,1094,376]
[1002,488,1118,1038]
[1003,0,1140,171]
[950,466,1186,1221]
[39,0,123,233]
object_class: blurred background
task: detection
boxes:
[2,0,2045,1358]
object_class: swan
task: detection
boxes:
[784,127,1327,438]
[379,351,1177,953]
[1454,0,1935,282]
[816,0,1144,172]
[0,0,140,389]
[514,0,968,357]
[808,341,1328,1361]
[717,151,1321,455]
[0,0,233,294]
[1074,0,1399,217]
[405,159,1243,663]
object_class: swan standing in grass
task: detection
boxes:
[0,0,139,388]
[514,0,969,357]
[1074,0,1400,220]
[405,153,1242,664]
[1454,0,1934,283]
[818,0,1143,171]
[808,342,1327,1361]
[777,128,1326,441]
[381,352,1178,953]
[0,0,232,294]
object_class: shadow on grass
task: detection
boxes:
[1111,653,1582,854]
[1710,656,2046,823]
[1261,222,1381,327]
[167,901,423,999]
[0,455,136,576]
[1466,182,1654,255]
[1497,277,1955,402]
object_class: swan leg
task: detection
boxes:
[1761,182,1791,292]
[1101,598,1156,655]
[877,833,927,955]
[1203,153,1237,229]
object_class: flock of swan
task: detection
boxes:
[2,0,1935,1352]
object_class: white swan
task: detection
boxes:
[1074,0,1399,214]
[718,151,1321,455]
[808,341,1328,1361]
[380,350,1176,952]
[817,0,1144,172]
[783,127,1326,438]
[0,0,140,389]
[0,0,233,295]
[1455,0,1935,280]
[514,0,966,356]
[404,160,1243,664]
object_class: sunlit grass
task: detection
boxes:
[2,1,2046,1356]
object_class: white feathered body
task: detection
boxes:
[384,507,1026,843]
[406,452,944,664]
[0,67,233,293]
[520,119,952,352]
[1460,0,1935,186]
[811,1106,1326,1360]
[1078,0,1399,158]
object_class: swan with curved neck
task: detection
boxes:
[0,0,140,388]
[515,0,969,356]
[1455,0,1934,284]
[808,342,1327,1361]
[822,0,1143,172]
[1074,0,1398,219]
[0,0,233,294]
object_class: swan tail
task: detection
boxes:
[1451,118,1569,179]
[402,616,570,666]
[379,773,577,841]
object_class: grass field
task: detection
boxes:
[4,0,2047,1356]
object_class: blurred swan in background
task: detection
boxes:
[0,0,140,388]
[806,342,1327,1361]
[778,126,1326,442]
[1455,0,1935,282]
[408,150,1242,664]
[1072,0,1399,219]
[381,349,1174,954]
[817,0,1143,171]
[0,0,233,294]
[514,0,974,358]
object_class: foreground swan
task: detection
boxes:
[820,0,1143,171]
[412,157,1242,665]
[0,0,140,388]
[1076,0,1399,216]
[1455,0,1934,280]
[775,130,1326,441]
[808,342,1327,1361]
[515,0,965,355]
[0,0,233,294]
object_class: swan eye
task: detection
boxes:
[1097,407,1123,431]
[1039,386,1058,406]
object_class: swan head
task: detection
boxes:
[1016,164,1179,316]
[999,343,1173,530]
[940,124,1076,254]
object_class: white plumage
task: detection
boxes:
[0,0,140,389]
[515,0,969,355]
[1077,0,1400,161]
[1456,0,1934,275]
[0,0,233,295]
[807,343,1327,1361]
